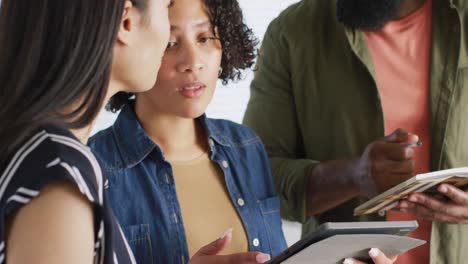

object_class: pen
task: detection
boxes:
[405,141,423,147]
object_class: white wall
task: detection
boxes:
[92,0,302,247]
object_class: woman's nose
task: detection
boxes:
[177,45,205,73]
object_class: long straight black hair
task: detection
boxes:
[0,0,147,163]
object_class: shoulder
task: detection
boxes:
[453,0,468,10]
[88,106,150,170]
[268,0,337,35]
[42,128,99,179]
[88,126,123,170]
[9,127,97,177]
[0,126,104,214]
[263,0,343,61]
[44,129,98,169]
[205,118,262,147]
[88,125,116,150]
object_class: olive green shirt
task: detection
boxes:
[243,0,468,262]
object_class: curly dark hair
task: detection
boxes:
[107,0,258,112]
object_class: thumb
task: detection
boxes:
[368,248,396,264]
[193,228,233,257]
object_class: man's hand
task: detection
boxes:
[343,248,397,264]
[355,128,419,198]
[189,228,271,264]
[399,184,468,224]
[305,128,420,216]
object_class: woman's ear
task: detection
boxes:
[116,0,137,46]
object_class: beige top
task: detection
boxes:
[171,153,249,257]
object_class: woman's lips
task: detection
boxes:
[178,82,206,98]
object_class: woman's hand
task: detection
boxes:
[343,248,397,264]
[189,228,271,264]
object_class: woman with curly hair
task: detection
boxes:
[89,0,286,263]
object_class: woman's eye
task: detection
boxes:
[166,41,177,49]
[199,37,217,43]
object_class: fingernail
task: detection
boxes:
[400,201,408,208]
[256,253,271,263]
[220,228,233,240]
[439,185,448,193]
[369,248,380,258]
[409,196,417,202]
[343,258,354,264]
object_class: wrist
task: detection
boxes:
[351,156,378,198]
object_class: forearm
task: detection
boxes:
[305,158,362,216]
[305,129,420,217]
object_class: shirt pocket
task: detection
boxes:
[123,224,153,264]
[258,196,287,256]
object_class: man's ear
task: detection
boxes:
[117,0,137,46]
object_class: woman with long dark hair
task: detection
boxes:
[0,0,171,263]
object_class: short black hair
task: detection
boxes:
[107,0,258,113]
[336,0,405,31]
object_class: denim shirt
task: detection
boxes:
[88,104,287,264]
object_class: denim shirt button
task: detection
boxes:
[164,173,170,184]
[237,198,245,207]
[208,139,215,148]
[252,238,260,247]
[222,160,229,168]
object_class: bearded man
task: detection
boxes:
[243,0,468,263]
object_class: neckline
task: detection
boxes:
[169,152,210,166]
[363,0,432,34]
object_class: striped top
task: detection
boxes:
[0,124,135,264]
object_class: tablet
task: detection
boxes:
[268,221,419,264]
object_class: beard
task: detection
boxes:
[336,0,405,31]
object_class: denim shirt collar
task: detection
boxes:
[113,103,230,168]
[199,115,232,147]
[112,104,157,168]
